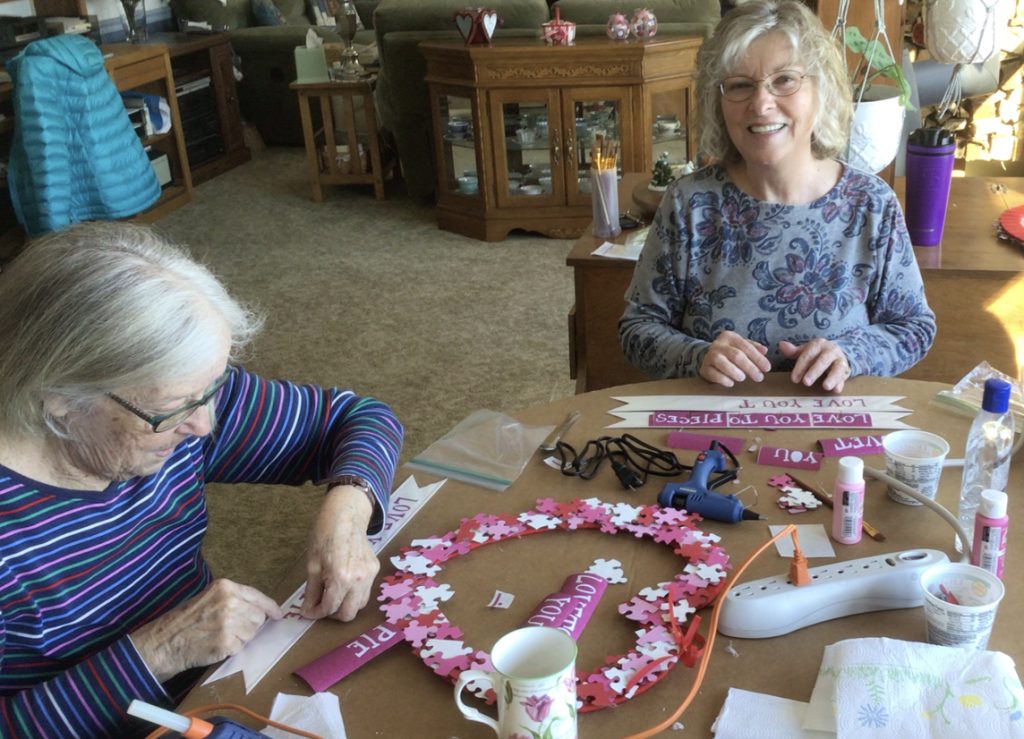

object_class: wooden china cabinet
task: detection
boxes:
[422,35,704,241]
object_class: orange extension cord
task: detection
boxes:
[624,523,804,739]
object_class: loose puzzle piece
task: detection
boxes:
[777,487,822,514]
[588,558,627,584]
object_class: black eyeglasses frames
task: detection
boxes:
[107,369,231,433]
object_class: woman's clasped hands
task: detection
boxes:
[699,331,851,393]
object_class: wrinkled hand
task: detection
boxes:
[699,331,772,388]
[302,484,380,622]
[779,339,851,393]
[130,579,283,682]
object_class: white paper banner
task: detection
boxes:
[606,410,913,430]
[202,475,446,693]
[202,584,311,693]
[610,395,909,413]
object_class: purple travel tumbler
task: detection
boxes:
[904,127,955,246]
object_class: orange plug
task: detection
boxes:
[789,531,811,586]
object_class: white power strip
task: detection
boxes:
[717,549,949,639]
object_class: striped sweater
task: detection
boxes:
[0,366,403,737]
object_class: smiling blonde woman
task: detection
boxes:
[619,0,935,395]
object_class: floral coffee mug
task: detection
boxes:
[454,626,577,739]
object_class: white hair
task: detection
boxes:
[0,222,263,436]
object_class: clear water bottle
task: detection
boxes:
[957,378,1015,551]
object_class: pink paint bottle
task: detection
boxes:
[971,488,1009,579]
[831,456,864,544]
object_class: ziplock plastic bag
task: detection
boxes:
[934,361,1024,426]
[407,410,554,491]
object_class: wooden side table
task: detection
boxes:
[290,75,389,201]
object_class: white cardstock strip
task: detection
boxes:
[605,410,913,430]
[202,475,446,693]
[610,395,909,413]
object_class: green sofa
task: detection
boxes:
[372,0,720,198]
[169,0,380,145]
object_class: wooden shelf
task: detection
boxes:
[101,42,194,215]
[147,32,251,186]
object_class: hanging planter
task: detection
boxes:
[923,0,1012,116]
[924,0,1008,65]
[845,85,905,174]
[831,0,912,173]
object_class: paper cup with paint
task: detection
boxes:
[454,626,577,739]
[882,430,950,505]
[920,562,1004,649]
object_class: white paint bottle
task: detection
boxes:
[971,488,1009,579]
[832,456,865,544]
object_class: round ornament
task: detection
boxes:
[607,13,629,41]
[378,497,731,711]
[630,8,658,40]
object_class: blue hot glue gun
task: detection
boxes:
[658,446,764,523]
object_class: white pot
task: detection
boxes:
[845,86,905,174]
[924,0,1010,65]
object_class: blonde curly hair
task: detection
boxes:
[696,0,852,164]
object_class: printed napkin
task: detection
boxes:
[803,637,1024,737]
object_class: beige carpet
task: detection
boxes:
[156,147,577,593]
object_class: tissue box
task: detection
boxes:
[294,46,329,83]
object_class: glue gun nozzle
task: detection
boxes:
[740,508,764,522]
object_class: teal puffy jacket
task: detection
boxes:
[6,35,161,236]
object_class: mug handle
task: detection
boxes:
[454,669,499,735]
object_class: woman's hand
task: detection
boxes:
[699,331,772,388]
[302,484,380,622]
[779,339,851,393]
[130,579,283,682]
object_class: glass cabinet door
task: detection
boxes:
[562,87,632,207]
[436,92,481,197]
[649,82,692,179]
[491,89,560,208]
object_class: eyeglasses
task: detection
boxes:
[719,69,809,102]
[108,369,231,433]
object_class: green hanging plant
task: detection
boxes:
[844,26,916,111]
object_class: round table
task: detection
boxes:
[180,374,1020,737]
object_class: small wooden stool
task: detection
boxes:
[290,75,391,201]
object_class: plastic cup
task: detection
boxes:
[882,430,950,505]
[920,562,1004,649]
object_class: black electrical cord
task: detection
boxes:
[554,434,692,490]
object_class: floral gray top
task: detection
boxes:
[619,164,936,379]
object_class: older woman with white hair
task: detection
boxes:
[0,222,403,735]
[619,0,935,393]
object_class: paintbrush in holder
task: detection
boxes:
[590,133,620,239]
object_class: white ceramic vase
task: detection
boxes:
[924,0,1010,65]
[845,85,905,174]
